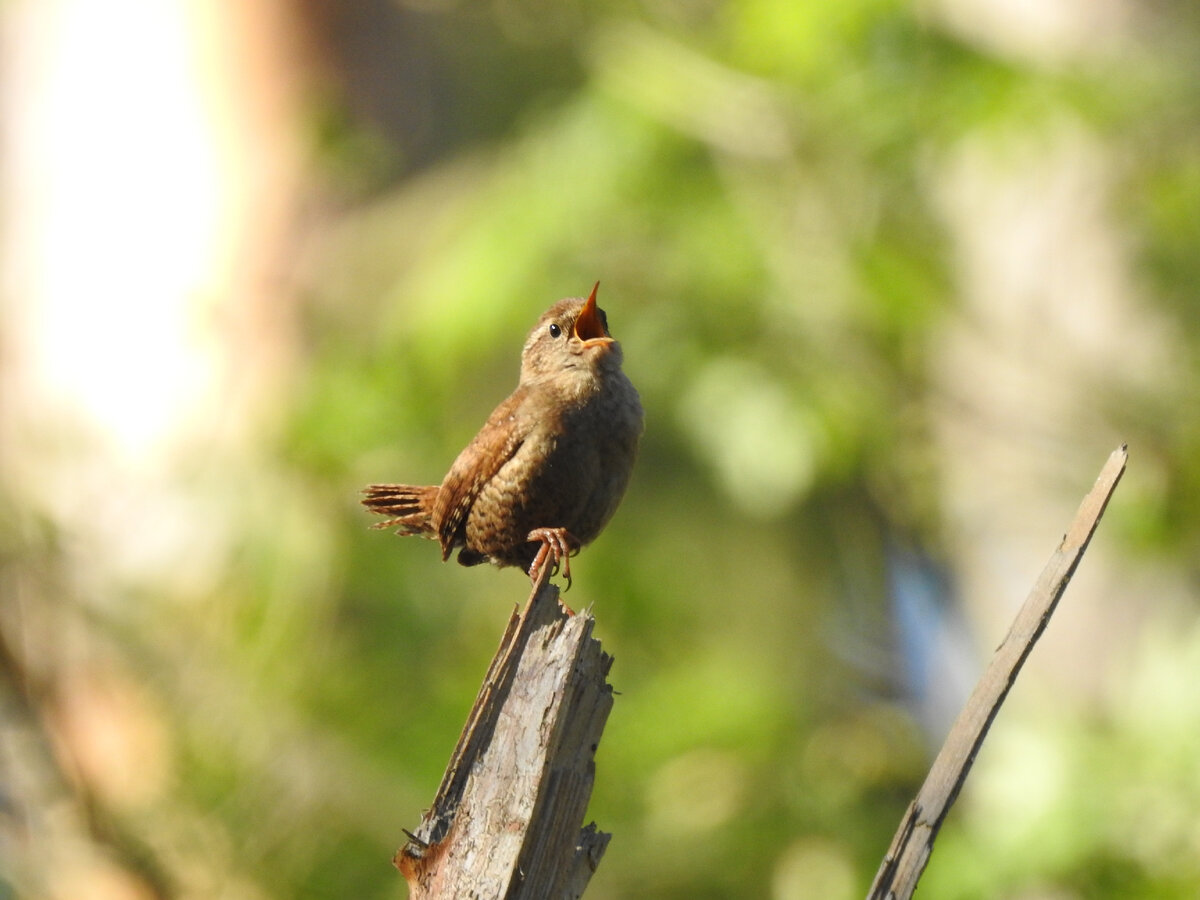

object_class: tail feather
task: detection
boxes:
[361,484,439,537]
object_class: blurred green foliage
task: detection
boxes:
[243,2,1200,898]
[11,1,1200,899]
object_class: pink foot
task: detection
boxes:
[526,527,580,591]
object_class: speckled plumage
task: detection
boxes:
[363,286,643,586]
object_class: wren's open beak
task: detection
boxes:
[573,282,612,346]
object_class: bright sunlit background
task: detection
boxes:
[3,1,1199,899]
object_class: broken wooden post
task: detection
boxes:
[395,564,613,899]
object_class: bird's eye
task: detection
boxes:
[548,323,562,338]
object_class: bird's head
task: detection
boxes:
[520,283,624,387]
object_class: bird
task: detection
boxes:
[362,283,643,590]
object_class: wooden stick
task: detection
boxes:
[867,445,1128,900]
[395,565,613,899]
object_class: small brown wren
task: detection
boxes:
[362,284,643,589]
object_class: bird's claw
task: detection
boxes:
[527,528,580,591]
